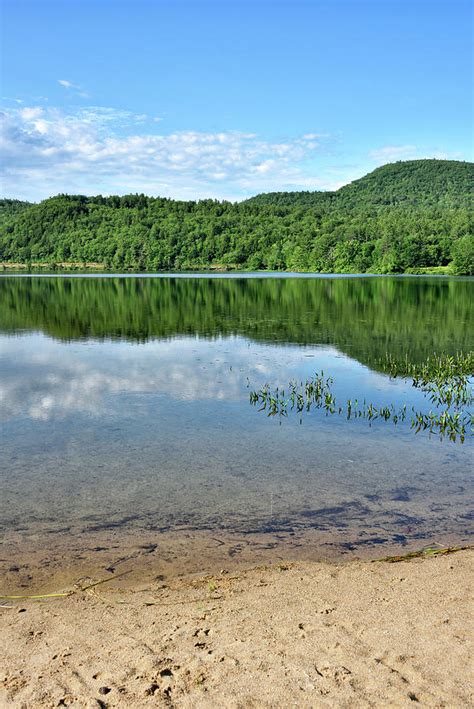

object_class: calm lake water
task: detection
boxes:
[0,274,473,587]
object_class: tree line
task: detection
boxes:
[1,159,472,274]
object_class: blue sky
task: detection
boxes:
[1,0,472,201]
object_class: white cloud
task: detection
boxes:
[58,79,89,98]
[0,104,337,200]
[19,107,43,121]
[2,97,24,104]
[369,145,463,164]
[369,145,418,163]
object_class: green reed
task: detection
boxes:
[374,352,474,409]
[250,353,473,443]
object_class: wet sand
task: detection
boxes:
[2,521,472,595]
[1,549,472,707]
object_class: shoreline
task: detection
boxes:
[2,523,471,596]
[1,549,472,707]
[0,263,457,276]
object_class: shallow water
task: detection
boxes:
[0,274,472,588]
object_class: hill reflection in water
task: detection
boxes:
[0,274,472,368]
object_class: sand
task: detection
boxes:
[1,549,472,708]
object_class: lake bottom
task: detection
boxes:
[3,503,472,594]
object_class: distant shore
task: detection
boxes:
[1,549,472,707]
[0,261,456,276]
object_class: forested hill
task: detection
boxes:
[335,159,473,208]
[243,160,474,209]
[1,159,473,274]
[0,199,33,227]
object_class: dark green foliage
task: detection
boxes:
[332,159,473,209]
[243,190,332,209]
[0,199,33,228]
[246,160,474,210]
[452,235,474,275]
[1,160,473,273]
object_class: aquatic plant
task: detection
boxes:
[250,353,473,443]
[375,352,474,409]
[375,545,471,563]
[375,351,474,380]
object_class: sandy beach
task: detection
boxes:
[1,548,472,708]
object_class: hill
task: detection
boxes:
[0,199,33,227]
[335,159,473,209]
[244,160,474,210]
[0,160,473,274]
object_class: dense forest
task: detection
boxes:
[1,160,473,274]
[0,199,32,227]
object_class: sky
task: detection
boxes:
[1,0,473,202]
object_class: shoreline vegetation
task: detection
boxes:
[0,261,460,275]
[1,549,472,706]
[0,262,463,276]
[1,160,473,276]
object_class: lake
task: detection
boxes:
[1,274,473,590]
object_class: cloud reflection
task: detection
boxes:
[0,333,419,423]
[0,334,310,421]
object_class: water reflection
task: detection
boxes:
[1,275,472,364]
[1,335,261,420]
[1,333,441,424]
[0,275,472,576]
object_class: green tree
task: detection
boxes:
[452,235,474,275]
